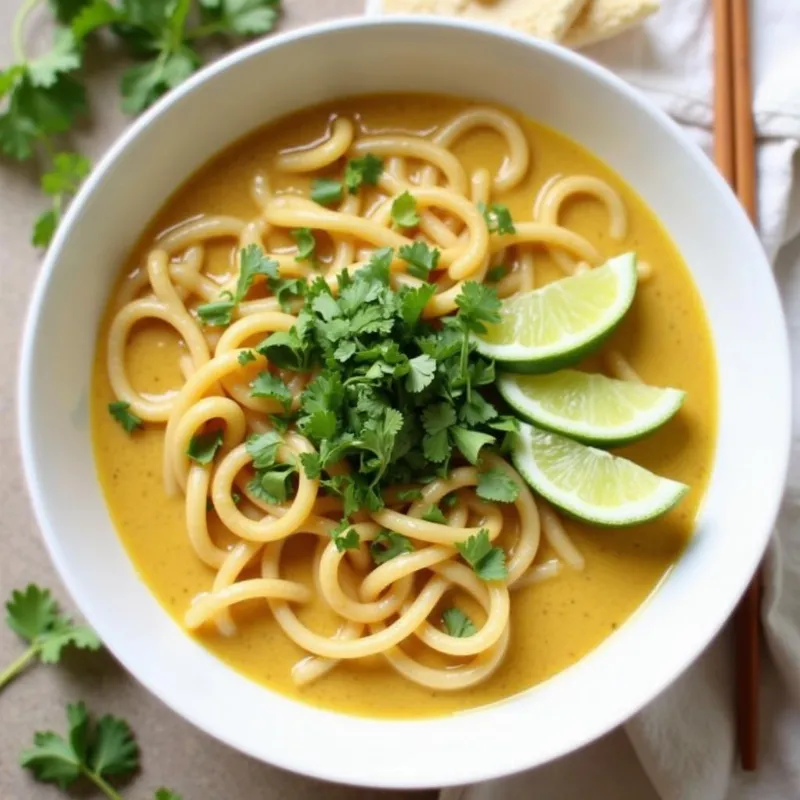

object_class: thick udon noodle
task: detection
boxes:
[107,106,649,692]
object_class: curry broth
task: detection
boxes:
[91,94,717,718]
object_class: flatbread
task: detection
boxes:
[382,0,590,42]
[562,0,661,48]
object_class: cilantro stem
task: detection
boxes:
[185,22,227,41]
[0,645,38,692]
[12,0,43,63]
[84,769,124,800]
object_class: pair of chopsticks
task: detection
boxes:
[712,0,759,771]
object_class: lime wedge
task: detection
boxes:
[474,253,638,372]
[498,370,685,446]
[511,422,688,526]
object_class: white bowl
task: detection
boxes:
[18,16,791,789]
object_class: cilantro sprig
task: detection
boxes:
[20,700,181,799]
[1,585,101,693]
[455,529,508,581]
[1,0,283,246]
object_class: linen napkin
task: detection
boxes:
[365,0,800,797]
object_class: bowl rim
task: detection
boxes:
[17,14,793,789]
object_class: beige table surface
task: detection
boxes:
[0,2,659,798]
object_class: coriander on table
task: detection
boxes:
[0,0,283,247]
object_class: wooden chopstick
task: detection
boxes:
[714,0,760,771]
[731,0,760,772]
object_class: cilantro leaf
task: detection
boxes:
[250,371,292,409]
[399,241,440,279]
[422,504,446,524]
[49,0,94,24]
[422,403,456,436]
[344,153,383,193]
[455,529,508,581]
[108,401,142,433]
[486,264,507,282]
[455,282,502,334]
[257,328,311,371]
[292,227,316,262]
[249,463,296,504]
[236,244,278,301]
[156,791,184,800]
[330,520,360,552]
[245,431,282,469]
[477,468,520,503]
[451,427,494,465]
[238,349,256,365]
[120,48,199,114]
[41,151,90,195]
[198,0,281,36]
[480,202,516,234]
[186,429,224,465]
[311,177,342,206]
[396,488,423,502]
[406,354,436,393]
[422,430,451,463]
[32,210,58,247]
[28,29,81,88]
[391,191,419,229]
[71,0,121,40]
[399,283,435,327]
[370,531,413,565]
[21,702,139,791]
[442,607,477,637]
[3,585,101,692]
[460,392,497,426]
[196,297,235,327]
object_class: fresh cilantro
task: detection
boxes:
[344,153,383,193]
[451,427,494,465]
[186,429,223,465]
[422,504,446,524]
[370,531,413,565]
[250,371,292,409]
[2,586,101,693]
[107,401,142,433]
[238,349,257,365]
[198,0,281,36]
[399,283,436,327]
[236,244,278,301]
[155,790,183,800]
[441,607,477,637]
[245,431,282,469]
[442,493,458,509]
[455,529,508,581]
[391,191,419,229]
[396,488,423,502]
[455,282,502,334]
[248,462,296,504]
[292,227,316,262]
[20,701,138,793]
[406,354,436,393]
[196,297,236,327]
[2,0,284,246]
[330,519,360,552]
[486,264,507,282]
[311,177,342,206]
[398,241,439,280]
[480,202,516,234]
[33,149,91,244]
[269,276,306,312]
[477,467,519,503]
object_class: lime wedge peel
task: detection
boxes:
[511,422,689,526]
[498,370,686,446]
[473,252,638,373]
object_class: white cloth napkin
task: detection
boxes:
[425,1,800,798]
[366,1,800,797]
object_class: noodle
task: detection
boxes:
[104,103,658,694]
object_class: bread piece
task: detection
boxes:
[562,0,661,48]
[382,0,590,42]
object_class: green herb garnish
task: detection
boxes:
[455,529,508,581]
[1,585,101,693]
[441,607,477,637]
[477,467,519,503]
[311,177,343,206]
[391,191,419,229]
[480,202,516,234]
[399,241,440,280]
[186,429,224,465]
[344,153,383,193]
[107,401,142,433]
[370,531,413,565]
